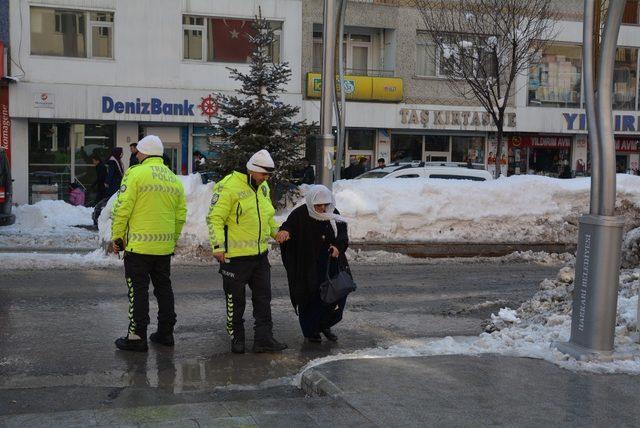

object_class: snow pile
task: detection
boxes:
[0,200,97,248]
[0,249,122,270]
[296,263,640,380]
[333,174,640,243]
[95,173,640,254]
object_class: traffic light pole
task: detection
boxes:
[556,0,625,360]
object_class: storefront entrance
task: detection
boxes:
[508,135,571,177]
[142,126,182,174]
[390,133,485,165]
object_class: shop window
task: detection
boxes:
[623,1,640,25]
[183,16,282,63]
[30,7,113,59]
[391,134,422,162]
[347,129,375,150]
[424,135,449,152]
[528,44,582,108]
[28,122,114,204]
[451,136,484,163]
[614,48,638,110]
[193,126,227,163]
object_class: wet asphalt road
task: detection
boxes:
[0,261,560,416]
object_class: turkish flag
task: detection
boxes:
[209,18,255,63]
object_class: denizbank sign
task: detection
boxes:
[102,96,196,116]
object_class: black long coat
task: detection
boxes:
[280,205,349,310]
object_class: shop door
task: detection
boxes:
[143,126,181,174]
[72,124,115,200]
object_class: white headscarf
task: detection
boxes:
[305,185,347,235]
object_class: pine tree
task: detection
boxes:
[206,11,315,206]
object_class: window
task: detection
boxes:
[623,0,640,24]
[428,174,485,181]
[614,48,638,110]
[416,33,436,76]
[30,7,113,59]
[451,136,485,163]
[183,16,282,63]
[416,32,496,78]
[347,129,375,150]
[28,122,115,203]
[528,44,582,107]
[313,31,373,76]
[397,174,420,178]
[391,134,422,162]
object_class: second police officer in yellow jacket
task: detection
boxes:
[206,149,289,354]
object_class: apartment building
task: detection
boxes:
[5,0,302,205]
[300,0,640,177]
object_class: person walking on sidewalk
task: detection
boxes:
[279,185,350,343]
[111,135,187,352]
[106,147,125,197]
[206,149,288,354]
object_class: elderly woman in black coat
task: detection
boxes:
[278,185,350,343]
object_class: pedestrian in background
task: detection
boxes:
[90,153,108,204]
[106,147,125,197]
[129,143,139,167]
[279,185,350,343]
[111,135,187,352]
[206,149,288,354]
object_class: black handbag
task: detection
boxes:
[319,258,357,304]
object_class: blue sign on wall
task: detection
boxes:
[102,96,195,116]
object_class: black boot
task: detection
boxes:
[115,335,148,352]
[321,328,338,342]
[305,333,322,343]
[150,331,174,347]
[253,337,288,353]
[231,336,245,354]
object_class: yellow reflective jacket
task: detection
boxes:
[206,171,278,258]
[111,157,187,255]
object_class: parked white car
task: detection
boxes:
[355,162,493,181]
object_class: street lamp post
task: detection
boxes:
[556,0,626,360]
[318,0,337,189]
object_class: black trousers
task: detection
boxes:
[219,253,273,342]
[299,294,347,338]
[124,252,176,338]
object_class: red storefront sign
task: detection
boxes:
[509,135,571,149]
[615,137,640,152]
[0,86,10,162]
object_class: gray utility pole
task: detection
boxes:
[318,0,337,189]
[556,0,625,361]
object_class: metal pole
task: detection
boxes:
[319,0,337,188]
[335,0,347,180]
[583,0,600,214]
[556,0,625,361]
[596,1,624,216]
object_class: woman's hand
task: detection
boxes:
[275,230,290,244]
[329,245,339,258]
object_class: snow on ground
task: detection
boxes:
[295,263,640,383]
[0,200,98,248]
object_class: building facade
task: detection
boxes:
[300,0,640,178]
[6,0,303,205]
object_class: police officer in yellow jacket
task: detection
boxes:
[207,149,288,354]
[111,135,187,352]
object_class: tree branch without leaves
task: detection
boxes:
[413,0,558,177]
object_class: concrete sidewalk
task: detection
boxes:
[301,354,640,427]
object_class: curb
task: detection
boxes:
[349,242,576,258]
[300,368,345,398]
